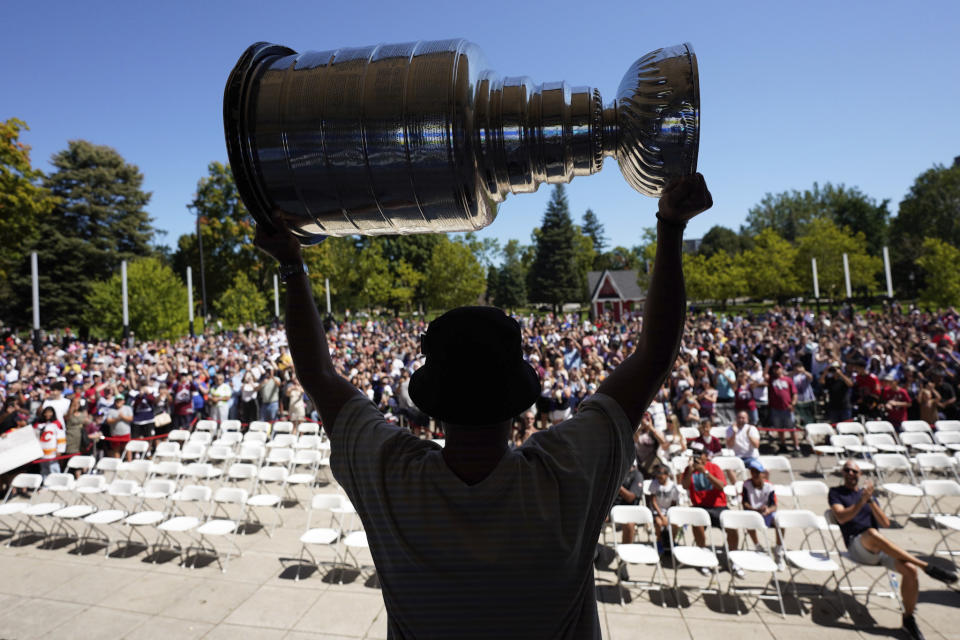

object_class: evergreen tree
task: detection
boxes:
[527,185,581,312]
[493,239,527,310]
[11,140,154,331]
[581,209,607,256]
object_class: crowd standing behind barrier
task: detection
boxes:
[2,303,960,493]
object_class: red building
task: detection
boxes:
[587,270,646,322]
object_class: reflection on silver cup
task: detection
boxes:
[224,39,699,241]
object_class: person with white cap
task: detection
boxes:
[880,372,911,428]
[256,174,713,639]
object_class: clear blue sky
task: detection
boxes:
[4,0,959,255]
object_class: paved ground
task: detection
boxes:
[0,447,957,640]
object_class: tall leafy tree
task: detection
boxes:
[699,225,745,257]
[916,237,960,309]
[527,185,581,312]
[11,140,154,331]
[174,162,268,316]
[83,257,188,340]
[215,271,269,329]
[794,218,881,299]
[739,229,800,302]
[375,234,440,310]
[581,209,607,257]
[0,119,57,316]
[594,246,642,272]
[424,235,486,310]
[745,182,888,247]
[683,251,747,308]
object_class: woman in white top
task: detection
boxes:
[726,410,761,464]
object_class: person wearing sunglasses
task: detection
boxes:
[829,461,957,640]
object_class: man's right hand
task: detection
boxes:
[657,173,713,226]
[254,217,303,265]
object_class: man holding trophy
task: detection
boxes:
[236,36,707,638]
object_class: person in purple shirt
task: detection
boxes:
[828,461,957,640]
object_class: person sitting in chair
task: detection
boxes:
[255,174,713,639]
[828,460,957,640]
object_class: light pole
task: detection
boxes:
[196,213,209,325]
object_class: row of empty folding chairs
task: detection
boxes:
[806,421,960,475]
[293,493,369,581]
[190,420,322,439]
[0,471,303,571]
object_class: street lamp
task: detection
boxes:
[196,212,209,325]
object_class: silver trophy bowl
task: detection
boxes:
[224,39,698,241]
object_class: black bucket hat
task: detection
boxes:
[408,307,541,426]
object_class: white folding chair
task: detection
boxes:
[837,422,866,437]
[297,422,320,437]
[225,463,259,491]
[219,419,242,434]
[805,423,843,475]
[901,420,934,434]
[118,459,153,483]
[93,457,122,483]
[245,465,289,536]
[73,474,108,506]
[272,421,294,436]
[212,431,242,449]
[758,455,796,502]
[183,462,223,483]
[79,479,141,556]
[152,441,182,461]
[667,507,722,606]
[237,443,266,466]
[123,440,150,460]
[296,435,322,450]
[935,420,960,433]
[0,474,43,537]
[295,493,345,581]
[205,444,236,468]
[149,461,184,482]
[821,509,903,612]
[242,430,268,445]
[710,426,729,440]
[187,431,212,446]
[865,420,899,441]
[180,441,207,463]
[153,485,211,564]
[915,453,960,482]
[934,431,960,452]
[610,505,664,606]
[265,447,295,467]
[65,455,96,475]
[789,481,840,538]
[267,433,297,450]
[167,429,191,444]
[829,435,876,473]
[901,431,946,454]
[122,479,176,553]
[720,509,785,617]
[287,449,321,497]
[247,420,270,434]
[921,479,960,561]
[680,427,700,442]
[864,433,907,454]
[872,453,925,521]
[194,419,218,434]
[774,509,844,616]
[187,487,247,572]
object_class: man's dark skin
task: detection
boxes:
[255,173,712,484]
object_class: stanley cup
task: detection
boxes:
[224,39,699,241]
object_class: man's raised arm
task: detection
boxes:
[254,221,362,438]
[597,174,713,429]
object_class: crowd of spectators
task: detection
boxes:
[2,303,960,489]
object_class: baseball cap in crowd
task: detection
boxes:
[882,372,897,381]
[747,459,765,473]
[689,441,705,454]
[409,307,540,426]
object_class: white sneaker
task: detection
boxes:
[754,543,766,553]
[699,566,712,577]
[774,546,785,571]
[731,564,745,579]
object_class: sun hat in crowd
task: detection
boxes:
[409,306,541,426]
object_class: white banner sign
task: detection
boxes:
[0,427,45,474]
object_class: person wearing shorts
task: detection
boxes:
[741,459,783,564]
[829,461,957,640]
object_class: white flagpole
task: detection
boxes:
[812,258,820,299]
[882,246,894,298]
[843,253,852,298]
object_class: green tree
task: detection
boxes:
[215,271,269,328]
[174,162,268,316]
[572,225,596,301]
[376,235,440,310]
[746,182,888,247]
[794,218,881,299]
[493,239,527,310]
[0,119,57,314]
[527,185,581,312]
[890,162,960,296]
[699,225,744,257]
[83,257,189,340]
[581,209,607,257]
[12,140,155,331]
[594,246,642,272]
[916,237,960,309]
[683,250,746,308]
[424,235,486,310]
[739,229,800,301]
[303,236,364,312]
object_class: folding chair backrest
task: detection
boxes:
[248,421,270,433]
[935,432,960,446]
[152,461,183,477]
[188,431,212,445]
[712,456,745,475]
[213,487,248,505]
[293,449,321,466]
[108,479,141,497]
[720,508,765,532]
[124,440,150,457]
[901,421,933,434]
[10,473,43,492]
[141,479,176,497]
[257,465,289,484]
[220,420,242,433]
[272,421,294,435]
[667,506,710,528]
[184,463,217,478]
[120,459,152,479]
[758,455,793,474]
[176,485,213,503]
[837,422,865,436]
[66,455,96,472]
[95,457,121,474]
[310,493,344,511]
[935,420,960,432]
[916,453,954,472]
[873,453,913,473]
[75,475,106,492]
[805,423,836,442]
[227,463,258,481]
[921,479,960,498]
[237,443,265,462]
[790,480,829,498]
[901,432,935,447]
[271,434,297,448]
[296,435,321,450]
[182,441,207,456]
[43,473,75,491]
[216,432,242,447]
[680,427,700,441]
[710,426,729,440]
[195,420,218,433]
[830,434,861,448]
[154,442,181,457]
[167,429,190,443]
[865,421,896,436]
[243,431,268,445]
[297,422,320,436]
[267,448,295,464]
[774,508,820,530]
[864,433,898,448]
[610,504,653,526]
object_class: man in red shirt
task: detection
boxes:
[881,374,911,427]
[768,362,799,456]
[851,359,882,418]
[682,444,742,576]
